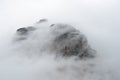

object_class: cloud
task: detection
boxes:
[0,0,120,80]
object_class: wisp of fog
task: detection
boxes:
[0,0,120,80]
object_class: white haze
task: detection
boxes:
[0,0,120,80]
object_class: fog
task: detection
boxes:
[0,0,120,80]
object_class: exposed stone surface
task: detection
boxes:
[50,23,96,59]
[17,27,28,35]
[14,19,96,59]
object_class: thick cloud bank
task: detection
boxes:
[0,0,120,80]
[0,19,117,80]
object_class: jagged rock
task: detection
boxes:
[37,19,48,23]
[16,26,36,35]
[15,26,36,41]
[50,23,96,59]
[15,20,96,59]
[17,27,28,35]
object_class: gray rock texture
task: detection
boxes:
[50,23,96,59]
[14,19,96,59]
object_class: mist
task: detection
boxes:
[0,0,120,80]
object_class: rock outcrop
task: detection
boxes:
[14,19,96,59]
[50,23,96,59]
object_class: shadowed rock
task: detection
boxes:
[17,27,28,35]
[14,20,96,59]
[50,23,96,59]
[15,26,36,41]
[16,26,36,35]
[37,19,48,23]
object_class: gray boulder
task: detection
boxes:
[50,23,96,59]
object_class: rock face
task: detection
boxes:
[15,26,36,41]
[16,26,36,35]
[14,19,96,59]
[17,27,28,35]
[50,23,96,59]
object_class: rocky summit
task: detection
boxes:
[15,19,96,59]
